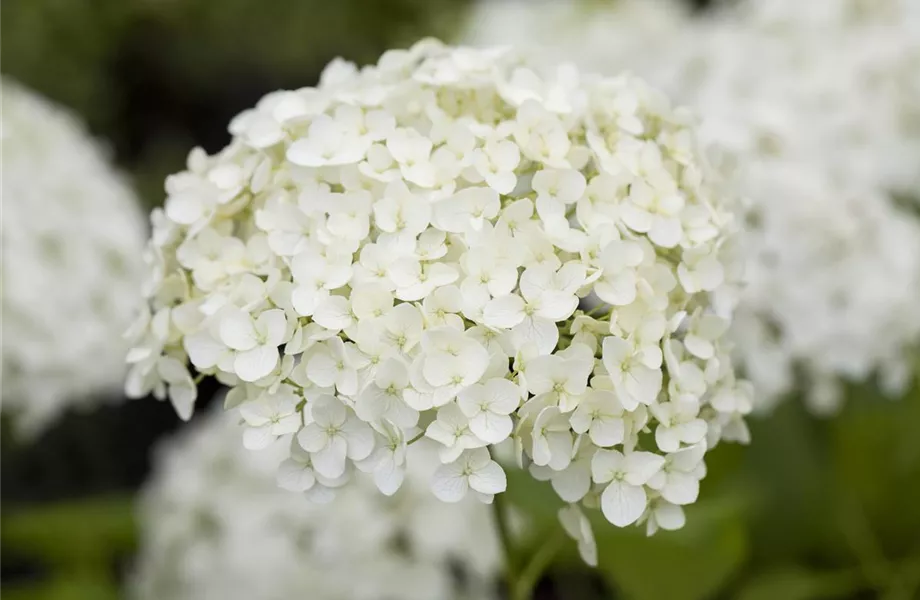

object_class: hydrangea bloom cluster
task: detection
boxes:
[667,0,920,198]
[463,0,920,412]
[128,40,751,540]
[131,407,499,600]
[2,79,146,435]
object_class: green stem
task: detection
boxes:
[585,303,607,317]
[512,528,565,600]
[406,431,426,446]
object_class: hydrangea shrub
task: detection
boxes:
[127,40,752,555]
[132,407,499,600]
[2,79,146,435]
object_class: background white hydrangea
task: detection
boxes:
[130,406,500,600]
[462,0,688,81]
[127,39,751,546]
[1,78,147,435]
[463,0,920,413]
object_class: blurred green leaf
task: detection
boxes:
[2,574,121,600]
[1,496,135,569]
[830,385,920,559]
[740,399,841,564]
[737,567,862,600]
[1,0,136,131]
[593,497,748,600]
[504,465,567,525]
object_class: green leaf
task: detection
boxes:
[2,574,121,600]
[829,385,920,558]
[1,496,136,569]
[737,567,862,600]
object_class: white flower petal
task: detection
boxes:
[342,418,375,461]
[468,460,507,495]
[623,451,666,486]
[589,418,625,448]
[469,412,513,444]
[234,345,279,382]
[551,463,591,502]
[431,462,470,502]
[482,295,526,329]
[601,480,647,527]
[374,459,405,496]
[277,459,316,492]
[311,436,349,478]
[654,502,686,531]
[220,311,258,351]
[662,472,700,506]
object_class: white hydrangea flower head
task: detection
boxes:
[1,79,146,435]
[128,39,750,548]
[462,1,920,413]
[665,0,920,196]
[131,407,500,600]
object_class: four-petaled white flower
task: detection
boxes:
[355,357,419,427]
[290,248,353,316]
[471,138,521,194]
[432,447,507,503]
[219,308,288,382]
[524,349,593,412]
[602,336,663,410]
[457,378,522,443]
[426,402,488,462]
[433,186,501,233]
[569,388,627,447]
[595,240,645,306]
[287,114,370,168]
[650,399,708,453]
[420,327,490,397]
[356,420,409,496]
[592,449,664,527]
[239,384,302,449]
[531,406,575,471]
[305,337,368,396]
[297,395,375,478]
[647,442,707,506]
[483,262,586,354]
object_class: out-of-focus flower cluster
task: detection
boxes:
[1,79,146,435]
[464,0,920,413]
[462,0,689,81]
[131,407,499,600]
[127,39,751,544]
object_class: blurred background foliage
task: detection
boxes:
[1,0,474,208]
[2,0,918,599]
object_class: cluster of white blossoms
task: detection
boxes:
[1,79,146,435]
[131,407,499,600]
[666,0,920,196]
[127,39,751,545]
[463,0,920,412]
